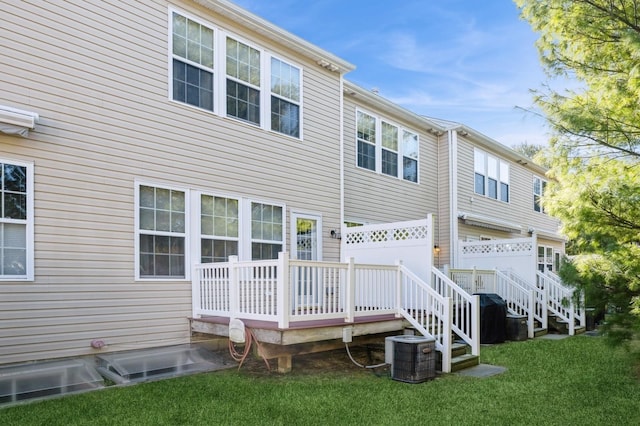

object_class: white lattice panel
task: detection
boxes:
[344,224,428,245]
[341,217,433,283]
[461,240,532,255]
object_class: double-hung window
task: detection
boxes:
[170,9,302,138]
[171,12,214,111]
[474,149,509,202]
[0,160,33,280]
[402,130,419,183]
[251,202,283,260]
[381,122,398,177]
[533,176,547,213]
[270,58,301,137]
[138,184,186,279]
[356,111,419,182]
[357,111,376,171]
[200,195,239,263]
[226,37,261,125]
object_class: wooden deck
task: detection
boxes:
[190,314,410,372]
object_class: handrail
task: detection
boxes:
[397,265,453,373]
[537,270,585,335]
[431,267,479,357]
[495,270,535,338]
[503,269,547,331]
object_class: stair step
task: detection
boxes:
[451,342,468,358]
[450,354,480,372]
[534,327,548,338]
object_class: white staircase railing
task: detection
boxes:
[397,265,454,372]
[448,268,536,339]
[536,270,585,335]
[503,269,547,332]
[495,270,535,338]
[431,268,480,358]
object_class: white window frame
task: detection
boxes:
[244,199,286,261]
[355,109,420,183]
[0,158,34,281]
[196,191,241,263]
[473,148,509,202]
[533,176,547,213]
[135,181,190,281]
[291,211,323,261]
[168,8,303,139]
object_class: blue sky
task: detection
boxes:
[231,0,550,147]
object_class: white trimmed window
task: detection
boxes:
[356,110,420,183]
[137,184,187,279]
[171,12,214,111]
[250,202,284,260]
[533,176,547,213]
[200,195,239,263]
[474,148,509,202]
[170,9,302,138]
[0,159,33,280]
[270,58,301,138]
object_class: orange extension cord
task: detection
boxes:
[228,327,271,371]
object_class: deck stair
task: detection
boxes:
[447,342,480,372]
[547,315,586,335]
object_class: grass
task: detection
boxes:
[1,335,639,425]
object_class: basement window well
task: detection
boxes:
[0,104,39,137]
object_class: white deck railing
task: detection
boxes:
[536,270,585,335]
[503,269,547,331]
[431,268,480,357]
[192,253,460,372]
[448,268,535,339]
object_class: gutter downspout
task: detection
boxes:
[339,77,345,261]
[449,130,459,267]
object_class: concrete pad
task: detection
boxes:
[455,363,507,378]
[538,333,570,340]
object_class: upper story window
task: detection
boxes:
[0,160,33,280]
[170,10,302,138]
[533,176,547,213]
[356,110,419,183]
[474,149,509,202]
[271,58,301,138]
[171,13,214,111]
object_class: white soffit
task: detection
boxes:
[458,211,522,234]
[0,105,39,137]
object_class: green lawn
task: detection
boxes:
[1,335,639,425]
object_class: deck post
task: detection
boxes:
[471,267,477,294]
[345,257,355,323]
[527,289,535,338]
[277,252,290,329]
[395,260,403,318]
[229,256,239,319]
[192,264,201,319]
[470,294,480,356]
[441,296,453,373]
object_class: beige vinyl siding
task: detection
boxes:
[456,135,560,241]
[343,96,439,225]
[0,0,343,365]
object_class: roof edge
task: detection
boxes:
[195,0,356,74]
